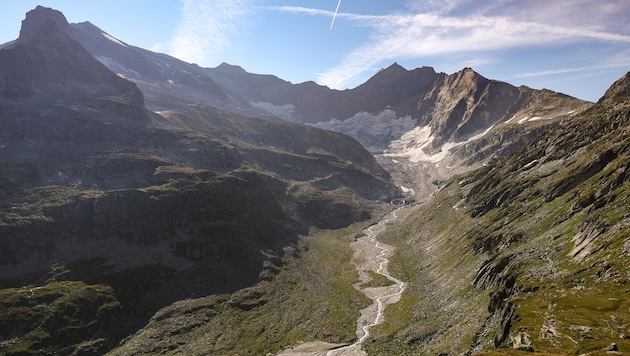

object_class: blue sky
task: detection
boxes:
[1,0,629,102]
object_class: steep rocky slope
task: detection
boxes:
[68,18,250,115]
[0,7,398,355]
[365,71,630,355]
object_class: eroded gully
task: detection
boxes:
[278,207,407,356]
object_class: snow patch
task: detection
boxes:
[400,185,416,195]
[517,115,548,124]
[506,115,518,124]
[102,33,127,47]
[522,159,539,170]
[251,102,296,121]
[384,124,495,163]
[384,126,433,162]
[96,56,141,78]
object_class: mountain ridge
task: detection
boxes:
[364,69,630,354]
[37,16,591,166]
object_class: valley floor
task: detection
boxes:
[278,206,415,356]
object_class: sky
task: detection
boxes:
[1,0,629,102]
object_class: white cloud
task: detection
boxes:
[516,53,630,79]
[165,0,252,66]
[273,1,630,89]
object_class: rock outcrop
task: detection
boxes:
[0,6,143,112]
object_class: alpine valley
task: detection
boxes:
[0,6,628,356]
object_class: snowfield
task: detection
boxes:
[311,109,416,153]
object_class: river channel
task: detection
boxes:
[278,208,407,356]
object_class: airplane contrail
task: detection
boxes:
[330,0,342,30]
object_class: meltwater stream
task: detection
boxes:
[325,208,407,356]
[277,208,407,356]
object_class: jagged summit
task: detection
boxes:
[0,6,145,118]
[18,5,72,43]
[376,62,406,74]
[371,62,437,81]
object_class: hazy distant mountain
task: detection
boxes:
[67,18,253,115]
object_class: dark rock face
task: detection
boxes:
[599,71,630,107]
[416,68,521,152]
[18,5,72,42]
[1,10,143,110]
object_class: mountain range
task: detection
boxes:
[58,13,591,199]
[1,5,628,355]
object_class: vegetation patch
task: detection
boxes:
[0,281,122,355]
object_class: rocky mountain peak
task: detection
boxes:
[450,66,486,87]
[598,70,630,107]
[377,62,406,74]
[18,5,72,43]
[215,62,248,74]
[368,62,419,85]
[0,6,145,117]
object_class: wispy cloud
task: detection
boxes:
[517,51,630,78]
[273,1,630,89]
[516,67,596,78]
[164,0,252,66]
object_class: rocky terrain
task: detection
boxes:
[1,5,629,356]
